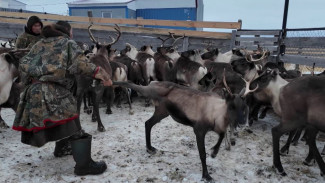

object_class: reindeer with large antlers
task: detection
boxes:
[75,24,121,132]
[113,70,257,182]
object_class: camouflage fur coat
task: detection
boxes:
[15,27,43,49]
[13,26,98,132]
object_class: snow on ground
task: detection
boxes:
[0,98,324,183]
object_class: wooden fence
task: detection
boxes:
[0,11,241,39]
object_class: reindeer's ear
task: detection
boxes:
[114,49,117,53]
[96,43,100,49]
[222,88,233,101]
[140,46,146,51]
[215,48,219,55]
[150,45,153,49]
[181,51,189,58]
[191,50,195,55]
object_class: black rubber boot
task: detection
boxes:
[71,135,107,176]
[54,138,72,157]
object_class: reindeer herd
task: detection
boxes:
[0,25,325,182]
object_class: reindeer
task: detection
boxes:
[0,49,28,128]
[75,24,121,132]
[113,70,257,182]
[170,49,208,90]
[269,74,325,177]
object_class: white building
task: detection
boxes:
[0,0,26,10]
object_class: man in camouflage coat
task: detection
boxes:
[13,21,111,176]
[15,15,43,49]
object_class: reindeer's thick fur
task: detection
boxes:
[153,47,174,81]
[113,81,248,182]
[272,76,325,176]
[0,53,18,105]
[107,61,133,114]
[172,50,207,90]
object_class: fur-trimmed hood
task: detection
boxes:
[41,24,70,38]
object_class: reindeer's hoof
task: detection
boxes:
[146,147,157,155]
[301,137,306,142]
[211,152,217,158]
[116,105,122,108]
[280,147,289,156]
[106,109,112,114]
[91,117,97,122]
[321,149,325,156]
[292,140,298,146]
[231,139,236,146]
[145,103,150,107]
[87,109,92,115]
[83,108,88,113]
[303,159,315,166]
[202,175,214,183]
[259,113,266,119]
[273,165,287,176]
[98,126,106,132]
[0,120,9,129]
[225,145,231,151]
[129,110,134,115]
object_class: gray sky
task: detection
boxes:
[23,0,325,29]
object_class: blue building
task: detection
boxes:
[67,0,204,30]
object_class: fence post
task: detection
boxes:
[182,36,189,51]
[230,30,237,49]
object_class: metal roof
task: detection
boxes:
[68,0,134,5]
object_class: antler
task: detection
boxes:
[246,49,269,62]
[107,24,121,46]
[1,42,7,48]
[223,69,233,95]
[241,72,258,97]
[157,36,171,47]
[88,24,98,44]
[169,32,185,46]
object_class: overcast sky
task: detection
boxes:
[23,0,325,29]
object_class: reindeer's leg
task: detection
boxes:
[249,103,261,126]
[211,132,225,158]
[321,145,325,156]
[280,130,296,155]
[123,87,134,115]
[104,87,114,115]
[303,147,315,166]
[115,87,122,108]
[305,126,325,176]
[301,129,307,142]
[0,108,9,129]
[92,87,105,132]
[83,94,88,113]
[292,127,304,146]
[272,122,300,176]
[76,89,84,115]
[194,127,213,182]
[145,105,169,154]
[259,106,271,119]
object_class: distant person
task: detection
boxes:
[15,15,43,49]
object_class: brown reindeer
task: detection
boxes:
[75,24,121,132]
[113,71,257,182]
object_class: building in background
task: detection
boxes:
[67,0,204,30]
[0,0,26,10]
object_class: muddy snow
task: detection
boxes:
[0,98,324,183]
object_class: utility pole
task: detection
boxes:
[280,0,290,57]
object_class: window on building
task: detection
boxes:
[102,11,112,18]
